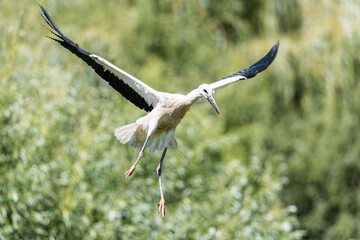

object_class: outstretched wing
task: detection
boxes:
[39,4,160,112]
[210,41,279,90]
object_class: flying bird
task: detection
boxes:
[39,4,279,218]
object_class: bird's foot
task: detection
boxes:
[125,165,136,178]
[157,199,165,218]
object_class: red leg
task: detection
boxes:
[125,135,150,178]
[157,147,167,217]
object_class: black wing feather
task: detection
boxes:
[39,4,153,112]
[222,41,279,80]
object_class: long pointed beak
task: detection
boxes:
[206,95,221,116]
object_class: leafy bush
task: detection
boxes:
[1,0,359,239]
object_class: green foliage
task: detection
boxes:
[1,0,359,239]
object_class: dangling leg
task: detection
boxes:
[125,121,158,178]
[157,147,167,217]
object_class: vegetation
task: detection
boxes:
[1,0,359,239]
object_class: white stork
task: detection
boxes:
[39,5,279,217]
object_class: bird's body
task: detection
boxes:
[114,92,195,152]
[39,4,279,218]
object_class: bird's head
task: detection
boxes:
[198,84,221,116]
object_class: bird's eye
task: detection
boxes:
[203,89,208,94]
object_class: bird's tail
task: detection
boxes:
[114,123,177,152]
[114,123,142,147]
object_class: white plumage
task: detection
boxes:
[39,4,279,218]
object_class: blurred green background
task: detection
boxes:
[1,0,359,239]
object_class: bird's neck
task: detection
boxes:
[184,89,202,106]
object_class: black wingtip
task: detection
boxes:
[242,40,280,78]
[273,40,280,56]
[266,40,279,63]
[221,40,280,80]
[259,40,280,69]
[38,3,45,11]
[38,4,63,37]
[39,4,92,56]
[272,40,280,58]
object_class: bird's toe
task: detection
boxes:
[157,199,166,217]
[125,165,136,178]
